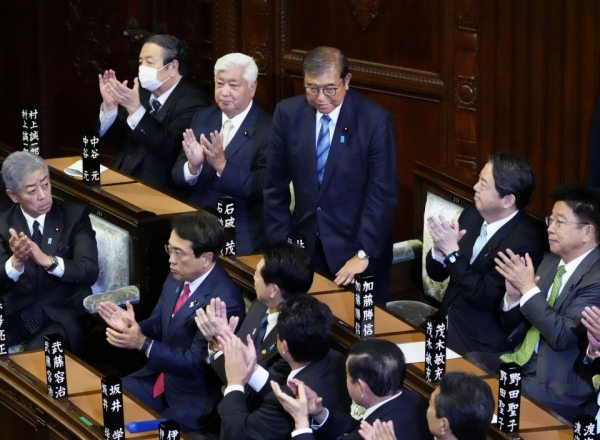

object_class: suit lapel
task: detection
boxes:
[41,204,64,256]
[225,105,257,160]
[319,92,355,193]
[299,102,319,195]
[153,78,187,122]
[554,248,600,310]
[471,211,523,265]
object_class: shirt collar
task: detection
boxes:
[316,99,344,127]
[222,100,253,129]
[185,263,216,297]
[484,209,519,238]
[362,391,403,420]
[152,79,181,105]
[20,207,47,234]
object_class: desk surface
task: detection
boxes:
[46,156,134,186]
[220,254,573,440]
[5,350,166,439]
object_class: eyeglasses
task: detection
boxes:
[164,244,192,260]
[305,80,345,96]
[545,216,589,229]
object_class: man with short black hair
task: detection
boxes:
[0,151,99,353]
[196,240,314,384]
[99,34,208,196]
[217,294,350,440]
[273,339,431,440]
[427,152,545,353]
[468,184,600,420]
[98,211,244,435]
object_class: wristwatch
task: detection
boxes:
[356,250,370,260]
[445,251,461,264]
[46,255,59,272]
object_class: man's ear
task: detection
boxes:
[6,189,18,204]
[440,417,451,436]
[502,193,516,209]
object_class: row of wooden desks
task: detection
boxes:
[229,255,574,440]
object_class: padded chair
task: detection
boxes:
[386,192,464,326]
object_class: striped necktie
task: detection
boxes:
[316,115,331,185]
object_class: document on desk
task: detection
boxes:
[397,341,462,364]
[64,159,108,176]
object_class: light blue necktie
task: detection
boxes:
[470,222,488,264]
[316,115,331,185]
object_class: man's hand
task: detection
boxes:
[286,379,324,420]
[99,301,145,350]
[582,306,600,357]
[359,420,396,440]
[495,249,538,294]
[426,215,466,256]
[8,228,29,270]
[219,333,256,387]
[182,129,205,174]
[106,77,142,115]
[201,131,227,175]
[271,380,310,430]
[22,235,53,269]
[99,70,119,112]
[195,297,239,349]
[334,255,369,286]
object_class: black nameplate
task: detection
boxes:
[218,196,236,256]
[101,376,125,440]
[497,362,522,434]
[21,107,40,155]
[0,298,7,358]
[354,274,375,338]
[82,133,101,186]
[44,333,68,400]
[574,414,598,440]
[159,420,181,440]
[287,235,306,249]
[424,316,446,383]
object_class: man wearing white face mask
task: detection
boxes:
[98,34,208,197]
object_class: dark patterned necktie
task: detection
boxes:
[150,98,162,114]
[254,313,269,352]
[21,220,44,334]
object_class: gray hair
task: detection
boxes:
[214,53,258,87]
[144,34,188,75]
[2,151,49,193]
[302,46,349,79]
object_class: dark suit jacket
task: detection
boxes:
[499,248,600,407]
[427,205,545,353]
[172,102,271,254]
[103,77,209,197]
[211,299,289,385]
[313,388,432,440]
[0,199,99,352]
[264,90,398,303]
[217,349,351,440]
[129,265,245,431]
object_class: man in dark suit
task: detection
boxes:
[195,240,314,386]
[173,53,271,255]
[98,211,245,435]
[263,46,398,304]
[0,151,99,354]
[272,339,431,440]
[468,185,600,420]
[217,294,351,440]
[99,34,208,197]
[426,152,545,353]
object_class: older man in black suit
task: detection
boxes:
[173,52,271,254]
[99,34,208,196]
[0,151,99,353]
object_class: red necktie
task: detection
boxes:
[152,284,191,398]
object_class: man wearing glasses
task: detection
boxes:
[468,185,600,420]
[98,211,245,436]
[263,46,398,304]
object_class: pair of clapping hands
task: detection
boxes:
[271,379,397,440]
[9,227,52,271]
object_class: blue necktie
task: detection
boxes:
[21,221,44,334]
[150,98,161,113]
[316,115,331,185]
[254,313,269,352]
[470,222,488,264]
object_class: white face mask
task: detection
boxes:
[138,63,171,91]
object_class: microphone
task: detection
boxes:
[83,285,140,313]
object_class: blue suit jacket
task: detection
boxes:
[264,90,398,301]
[173,103,271,255]
[0,199,99,352]
[129,264,245,431]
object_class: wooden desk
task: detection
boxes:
[1,351,188,439]
[45,156,134,186]
[219,254,574,440]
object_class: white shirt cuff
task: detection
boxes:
[223,384,245,396]
[431,248,446,265]
[248,365,269,392]
[310,409,329,430]
[5,258,23,281]
[291,428,313,437]
[47,256,65,277]
[520,287,541,307]
[183,161,201,184]
[502,295,521,311]
[126,106,146,130]
[99,104,118,137]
